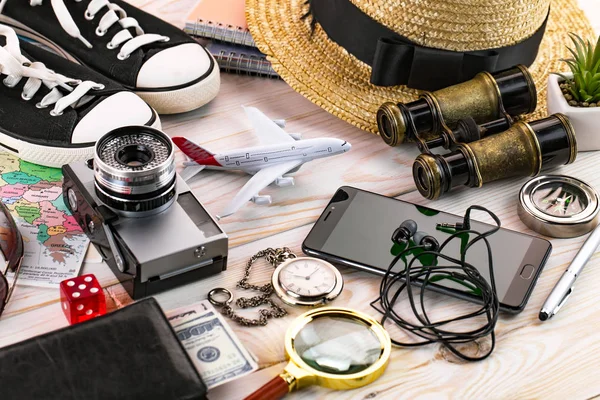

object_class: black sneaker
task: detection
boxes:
[0,24,160,167]
[0,0,220,114]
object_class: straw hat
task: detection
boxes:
[246,0,595,134]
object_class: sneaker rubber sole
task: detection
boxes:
[0,111,162,168]
[135,64,220,114]
[0,16,220,114]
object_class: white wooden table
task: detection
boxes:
[1,1,600,399]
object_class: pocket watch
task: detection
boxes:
[272,257,344,306]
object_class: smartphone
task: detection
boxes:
[302,186,552,313]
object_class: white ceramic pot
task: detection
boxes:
[547,73,600,152]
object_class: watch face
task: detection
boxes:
[279,259,336,297]
[531,181,588,217]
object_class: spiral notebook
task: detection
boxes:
[184,0,255,47]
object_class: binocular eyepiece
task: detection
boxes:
[413,114,577,200]
[377,65,537,146]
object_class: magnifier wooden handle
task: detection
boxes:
[244,375,290,400]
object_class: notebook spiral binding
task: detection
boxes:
[189,19,256,47]
[218,50,278,78]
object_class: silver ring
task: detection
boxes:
[208,288,233,307]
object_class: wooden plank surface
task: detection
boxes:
[1,1,600,400]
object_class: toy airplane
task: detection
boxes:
[172,106,351,219]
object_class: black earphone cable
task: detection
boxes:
[370,205,501,361]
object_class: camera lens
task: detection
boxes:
[93,126,177,216]
[116,144,155,167]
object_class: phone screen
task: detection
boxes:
[303,187,551,311]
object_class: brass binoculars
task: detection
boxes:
[413,114,577,200]
[377,65,537,146]
[376,65,578,200]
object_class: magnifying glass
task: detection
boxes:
[245,307,391,400]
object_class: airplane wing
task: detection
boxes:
[218,159,303,218]
[180,164,206,182]
[243,106,295,145]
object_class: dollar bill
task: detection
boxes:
[167,300,214,328]
[167,301,259,389]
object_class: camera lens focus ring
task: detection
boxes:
[95,176,177,215]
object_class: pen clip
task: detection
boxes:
[553,287,573,315]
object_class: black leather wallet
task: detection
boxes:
[0,297,207,399]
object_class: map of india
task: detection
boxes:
[0,153,89,287]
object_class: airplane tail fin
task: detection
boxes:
[172,137,218,166]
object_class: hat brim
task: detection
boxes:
[247,0,595,134]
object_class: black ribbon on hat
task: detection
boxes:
[306,0,549,91]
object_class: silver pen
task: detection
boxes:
[539,223,600,321]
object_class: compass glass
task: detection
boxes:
[531,181,589,217]
[279,259,336,297]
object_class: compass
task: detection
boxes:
[518,175,600,238]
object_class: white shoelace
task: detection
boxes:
[0,25,103,116]
[23,0,170,60]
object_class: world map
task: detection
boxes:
[0,153,89,287]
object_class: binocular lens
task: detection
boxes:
[377,65,537,146]
[377,106,399,147]
[413,114,577,200]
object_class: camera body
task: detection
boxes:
[62,127,228,299]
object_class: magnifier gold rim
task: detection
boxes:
[283,307,391,391]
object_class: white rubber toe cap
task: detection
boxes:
[136,43,212,89]
[72,91,155,144]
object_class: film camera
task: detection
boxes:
[62,126,228,299]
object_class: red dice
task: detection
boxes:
[60,274,106,325]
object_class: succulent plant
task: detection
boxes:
[557,33,600,103]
